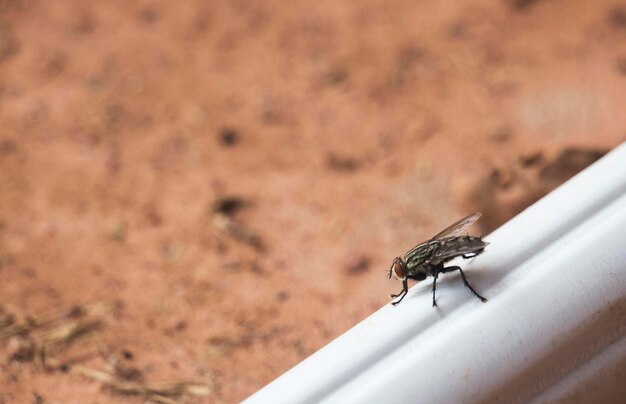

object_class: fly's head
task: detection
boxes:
[388,257,407,281]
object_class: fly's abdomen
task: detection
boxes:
[432,236,488,264]
[452,236,488,251]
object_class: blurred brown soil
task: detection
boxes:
[0,0,625,402]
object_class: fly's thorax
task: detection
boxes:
[404,240,439,267]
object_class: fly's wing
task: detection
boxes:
[430,212,482,240]
[402,213,482,266]
[427,236,488,265]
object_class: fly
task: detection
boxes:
[389,212,488,307]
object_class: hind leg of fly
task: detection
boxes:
[431,269,440,307]
[390,279,408,305]
[440,265,487,303]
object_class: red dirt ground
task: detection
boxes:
[1,0,624,402]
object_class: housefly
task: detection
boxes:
[389,212,488,307]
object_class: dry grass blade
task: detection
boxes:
[213,213,264,250]
[73,364,115,383]
[0,311,58,340]
[2,303,112,372]
[2,302,210,402]
[0,303,113,340]
[107,380,211,396]
[72,364,211,402]
[41,319,101,348]
[107,380,165,395]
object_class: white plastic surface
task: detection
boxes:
[245,142,626,404]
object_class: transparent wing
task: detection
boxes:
[430,212,482,240]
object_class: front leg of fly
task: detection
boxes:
[390,279,408,305]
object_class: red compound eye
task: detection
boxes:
[393,260,405,279]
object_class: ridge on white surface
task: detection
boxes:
[245,142,626,404]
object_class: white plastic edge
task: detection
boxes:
[245,142,626,404]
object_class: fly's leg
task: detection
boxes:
[431,270,440,307]
[390,279,408,305]
[440,265,487,303]
[390,292,406,304]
